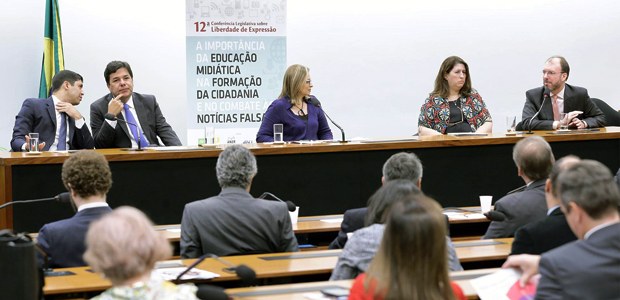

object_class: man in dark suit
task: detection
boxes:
[516,56,605,131]
[37,151,112,268]
[90,61,181,148]
[11,70,94,151]
[180,145,298,257]
[504,160,620,299]
[511,156,578,255]
[483,136,554,239]
[328,152,423,249]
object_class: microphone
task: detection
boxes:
[0,193,71,210]
[195,284,228,300]
[306,96,347,143]
[104,113,145,151]
[175,253,256,287]
[258,192,297,212]
[525,88,549,134]
[484,210,507,221]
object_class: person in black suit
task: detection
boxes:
[180,145,298,257]
[11,70,94,151]
[36,151,112,268]
[511,156,579,255]
[328,152,423,249]
[516,56,605,131]
[90,61,181,148]
[483,136,554,239]
[504,160,620,299]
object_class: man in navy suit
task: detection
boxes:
[504,160,620,299]
[37,151,112,268]
[90,61,181,149]
[517,56,605,131]
[11,70,94,151]
[510,156,578,255]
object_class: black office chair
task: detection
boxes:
[591,98,620,126]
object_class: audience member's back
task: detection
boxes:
[180,145,298,258]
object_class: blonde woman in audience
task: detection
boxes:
[84,206,198,300]
[348,196,466,300]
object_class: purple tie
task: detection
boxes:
[123,103,149,147]
[57,112,67,150]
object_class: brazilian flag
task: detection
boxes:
[38,0,64,98]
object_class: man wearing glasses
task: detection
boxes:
[517,56,605,131]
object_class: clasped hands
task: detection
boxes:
[562,110,586,129]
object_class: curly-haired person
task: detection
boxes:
[37,150,113,267]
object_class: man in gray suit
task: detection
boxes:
[90,61,181,148]
[503,160,620,299]
[180,145,298,258]
[516,56,605,131]
[483,136,554,238]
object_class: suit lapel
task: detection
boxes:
[538,89,554,120]
[45,97,57,128]
[67,117,75,147]
[562,84,573,113]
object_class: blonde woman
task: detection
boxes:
[348,196,466,300]
[84,206,198,300]
[256,64,333,142]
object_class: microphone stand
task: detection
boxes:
[526,91,549,134]
[0,193,71,210]
[104,113,145,151]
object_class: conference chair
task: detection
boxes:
[591,98,620,126]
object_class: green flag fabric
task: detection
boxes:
[38,0,65,98]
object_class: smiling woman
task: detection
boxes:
[417,56,493,136]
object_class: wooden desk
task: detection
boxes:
[5,129,618,232]
[224,268,499,300]
[156,211,488,252]
[44,239,511,296]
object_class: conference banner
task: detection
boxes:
[185,0,287,145]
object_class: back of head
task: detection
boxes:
[382,152,423,183]
[366,195,454,300]
[104,61,133,85]
[61,150,112,198]
[432,55,472,98]
[365,179,422,226]
[557,160,620,220]
[549,155,580,198]
[279,64,309,100]
[83,206,172,285]
[216,145,257,189]
[512,136,555,181]
[51,70,83,93]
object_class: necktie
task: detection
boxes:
[551,94,560,121]
[123,103,149,147]
[57,112,67,150]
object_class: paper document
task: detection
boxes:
[470,268,537,300]
[152,267,220,281]
[321,218,343,223]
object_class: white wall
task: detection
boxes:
[2,0,620,149]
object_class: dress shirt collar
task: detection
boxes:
[52,95,61,106]
[124,95,135,109]
[78,201,109,212]
[584,221,618,240]
[547,205,560,216]
[551,86,565,101]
